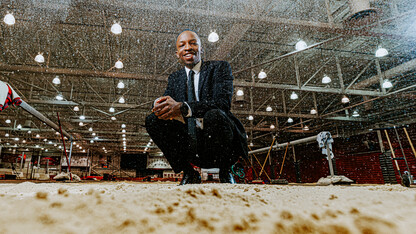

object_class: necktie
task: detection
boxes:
[187,70,197,152]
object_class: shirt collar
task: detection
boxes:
[185,60,202,77]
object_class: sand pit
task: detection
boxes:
[0,182,414,233]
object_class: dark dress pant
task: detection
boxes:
[145,109,237,173]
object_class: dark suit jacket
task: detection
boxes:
[164,60,248,159]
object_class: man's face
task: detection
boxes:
[176,31,202,68]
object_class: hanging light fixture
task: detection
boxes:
[122,134,126,137]
[295,40,307,51]
[17,124,22,129]
[109,107,115,113]
[79,115,85,120]
[382,80,393,89]
[73,106,79,112]
[79,122,84,126]
[118,96,125,103]
[270,124,275,129]
[52,76,61,85]
[303,125,309,131]
[27,130,31,134]
[92,132,96,136]
[88,127,93,132]
[117,81,125,89]
[111,22,122,34]
[36,134,40,138]
[310,109,317,115]
[5,119,11,124]
[290,92,298,100]
[121,124,126,128]
[322,75,331,84]
[56,94,64,100]
[341,95,350,104]
[34,53,45,63]
[236,89,244,96]
[352,110,360,117]
[266,106,272,112]
[258,70,267,79]
[90,140,94,143]
[22,140,26,143]
[287,117,294,123]
[122,129,126,133]
[248,115,254,121]
[111,116,116,121]
[375,47,388,58]
[94,136,99,140]
[3,12,15,25]
[115,60,123,69]
[5,133,9,137]
[208,31,219,42]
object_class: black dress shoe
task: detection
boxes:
[179,170,201,186]
[219,170,236,184]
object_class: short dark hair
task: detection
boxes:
[176,29,201,45]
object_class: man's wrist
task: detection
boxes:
[180,102,191,117]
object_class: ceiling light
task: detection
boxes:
[123,137,126,140]
[310,109,317,115]
[287,117,294,123]
[322,75,331,84]
[266,106,272,112]
[382,80,393,89]
[109,107,115,113]
[56,94,64,100]
[115,60,123,69]
[36,134,40,138]
[290,92,298,100]
[118,96,125,103]
[208,31,219,42]
[14,137,19,141]
[4,12,15,25]
[45,149,48,152]
[122,134,126,137]
[5,133,9,137]
[236,89,244,96]
[43,139,47,142]
[88,127,93,132]
[82,149,86,153]
[121,124,126,128]
[48,141,52,144]
[73,106,79,111]
[79,115,85,120]
[122,129,126,133]
[27,130,31,134]
[79,122,84,126]
[80,147,82,149]
[56,132,60,135]
[52,76,61,85]
[295,40,307,51]
[90,140,94,143]
[34,53,45,63]
[35,145,39,148]
[117,81,125,89]
[111,116,116,120]
[94,136,98,140]
[22,140,26,143]
[341,95,350,104]
[5,119,11,124]
[249,142,253,147]
[111,22,122,34]
[375,47,388,58]
[92,132,96,136]
[248,115,254,121]
[54,144,57,147]
[17,124,22,129]
[352,111,360,117]
[270,124,275,129]
[258,70,267,79]
[303,125,309,131]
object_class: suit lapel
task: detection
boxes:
[177,69,187,102]
[198,61,209,99]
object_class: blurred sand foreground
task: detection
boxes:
[0,182,414,234]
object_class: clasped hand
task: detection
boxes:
[152,96,182,120]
